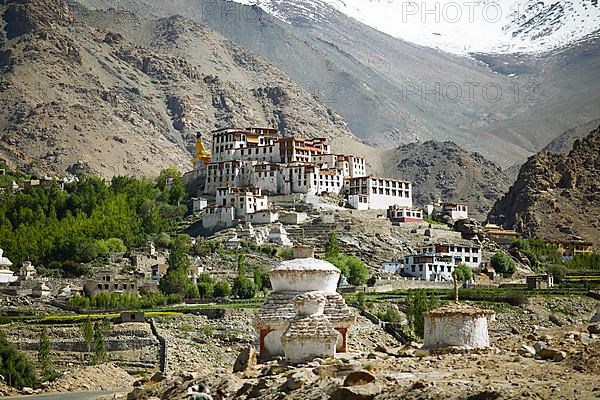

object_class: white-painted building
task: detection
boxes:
[417,243,482,270]
[202,206,236,231]
[388,206,423,223]
[382,261,403,274]
[0,249,16,284]
[201,127,367,196]
[440,202,469,220]
[192,197,208,212]
[216,186,269,217]
[402,254,457,281]
[348,176,412,210]
[248,210,279,225]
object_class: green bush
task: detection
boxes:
[565,253,600,270]
[0,330,37,388]
[232,274,257,299]
[213,280,232,298]
[546,264,567,283]
[197,281,214,299]
[276,247,294,260]
[491,252,516,277]
[326,254,369,286]
[325,231,339,258]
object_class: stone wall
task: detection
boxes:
[366,279,453,292]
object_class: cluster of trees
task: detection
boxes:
[490,252,517,277]
[510,239,600,283]
[0,169,188,270]
[80,319,111,365]
[324,232,369,286]
[159,235,199,299]
[69,292,183,310]
[197,274,232,299]
[0,330,37,389]
[405,289,439,339]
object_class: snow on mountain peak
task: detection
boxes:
[232,0,600,54]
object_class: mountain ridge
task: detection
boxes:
[488,126,600,248]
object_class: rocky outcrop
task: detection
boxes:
[489,126,600,248]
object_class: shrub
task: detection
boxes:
[155,232,172,249]
[0,330,37,388]
[354,292,367,308]
[197,281,214,299]
[546,264,567,283]
[232,274,257,299]
[507,291,528,306]
[213,280,232,298]
[326,254,369,286]
[276,247,294,260]
[76,241,101,263]
[325,231,339,258]
[491,252,516,277]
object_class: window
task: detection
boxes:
[465,257,470,262]
[411,265,416,272]
[473,257,478,263]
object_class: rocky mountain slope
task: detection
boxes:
[236,0,600,54]
[488,126,600,247]
[383,141,511,220]
[543,119,600,154]
[72,0,600,170]
[0,0,372,177]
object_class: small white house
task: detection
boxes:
[440,202,468,220]
[382,261,402,274]
[202,206,236,231]
[402,254,457,281]
[192,197,208,212]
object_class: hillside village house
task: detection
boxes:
[347,176,412,210]
[440,202,469,220]
[402,242,483,281]
[402,254,457,281]
[553,240,593,257]
[387,205,423,223]
[417,243,482,269]
[483,223,519,245]
[84,270,139,296]
[382,260,403,274]
[216,186,268,217]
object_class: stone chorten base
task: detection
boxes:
[423,303,494,350]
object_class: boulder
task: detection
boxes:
[234,347,257,373]
[21,387,34,395]
[150,371,166,383]
[518,344,536,357]
[538,348,561,360]
[343,370,376,387]
[533,341,547,354]
[552,351,567,362]
[330,383,383,400]
[587,324,600,334]
[284,370,316,391]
